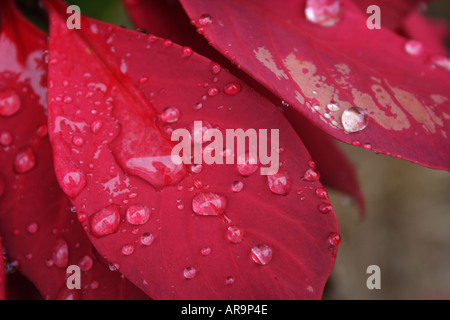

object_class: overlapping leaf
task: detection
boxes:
[45,0,339,299]
[0,0,148,300]
[180,0,450,170]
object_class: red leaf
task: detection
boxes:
[0,0,147,300]
[45,0,339,299]
[0,237,5,300]
[179,0,450,170]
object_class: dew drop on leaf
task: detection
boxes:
[126,204,150,225]
[198,13,213,26]
[250,244,273,265]
[404,40,424,56]
[237,152,259,177]
[267,172,291,195]
[140,233,155,246]
[121,244,135,256]
[341,106,368,133]
[183,266,197,279]
[14,147,36,174]
[89,205,121,238]
[52,237,69,269]
[0,88,21,117]
[227,225,244,243]
[305,0,341,27]
[192,192,227,216]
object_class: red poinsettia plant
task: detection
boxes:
[0,0,448,300]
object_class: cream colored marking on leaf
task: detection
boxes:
[369,84,410,131]
[430,94,448,105]
[254,47,288,80]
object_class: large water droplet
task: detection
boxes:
[183,266,197,279]
[237,152,259,176]
[192,192,227,216]
[227,226,244,243]
[89,205,121,238]
[305,0,341,27]
[267,172,291,195]
[14,147,36,174]
[341,107,368,133]
[0,89,21,117]
[224,82,241,95]
[250,244,273,265]
[126,204,150,225]
[52,237,69,269]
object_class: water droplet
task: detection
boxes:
[14,147,36,174]
[326,101,340,112]
[141,233,155,246]
[52,238,69,269]
[225,276,235,285]
[328,232,341,246]
[183,266,197,279]
[77,212,87,223]
[341,106,368,133]
[231,180,244,193]
[163,39,173,47]
[190,164,203,174]
[315,187,329,200]
[126,204,150,225]
[26,222,38,234]
[59,169,86,199]
[198,14,212,26]
[182,46,193,57]
[237,152,259,176]
[305,0,341,27]
[0,131,13,146]
[224,82,241,95]
[267,172,291,195]
[72,136,84,146]
[227,226,244,243]
[303,168,320,181]
[201,246,211,256]
[404,40,424,56]
[211,62,221,74]
[160,106,180,123]
[207,86,220,96]
[36,125,48,138]
[318,202,334,214]
[121,244,135,256]
[89,205,121,238]
[363,143,372,150]
[91,119,103,134]
[78,255,94,271]
[192,192,227,216]
[250,244,273,265]
[0,89,21,117]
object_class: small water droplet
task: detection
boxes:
[318,202,334,214]
[198,14,212,26]
[14,147,36,174]
[250,244,273,265]
[182,46,193,57]
[225,276,235,285]
[126,204,150,225]
[140,233,155,246]
[326,101,340,112]
[267,172,291,195]
[201,246,211,256]
[192,192,227,216]
[305,0,341,27]
[77,212,87,223]
[183,266,197,279]
[328,232,341,246]
[303,168,320,181]
[26,222,38,234]
[89,205,121,238]
[78,255,94,271]
[211,62,221,74]
[223,82,241,95]
[90,119,103,134]
[190,164,203,174]
[315,187,329,200]
[236,152,259,176]
[160,106,180,123]
[0,131,13,146]
[59,169,86,199]
[227,226,244,243]
[52,237,69,269]
[341,106,368,133]
[0,89,21,117]
[404,40,424,56]
[121,244,135,256]
[231,180,244,193]
[72,136,84,146]
[207,86,220,96]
